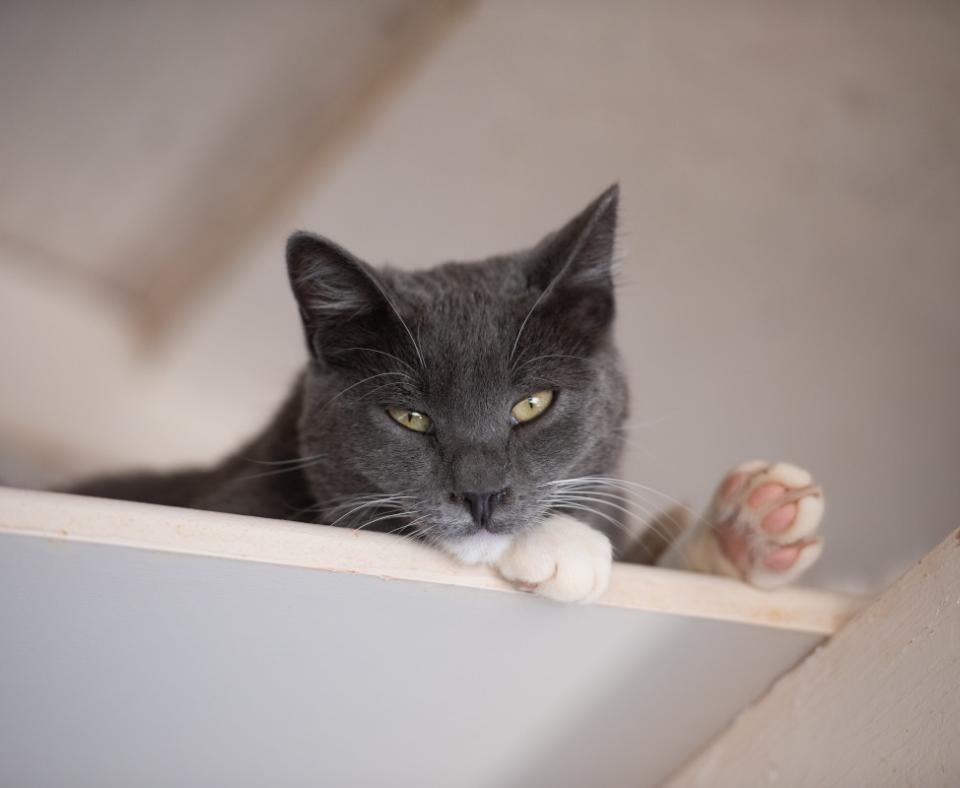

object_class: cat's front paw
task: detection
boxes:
[709,460,825,589]
[495,514,612,603]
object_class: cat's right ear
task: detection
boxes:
[286,232,390,363]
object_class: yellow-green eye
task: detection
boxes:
[511,390,555,424]
[387,406,433,433]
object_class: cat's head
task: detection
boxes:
[286,185,628,563]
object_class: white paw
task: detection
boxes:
[708,460,825,589]
[495,514,612,603]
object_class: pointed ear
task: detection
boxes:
[525,184,619,330]
[286,231,393,362]
[528,183,618,291]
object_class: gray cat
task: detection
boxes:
[72,186,825,600]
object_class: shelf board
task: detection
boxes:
[0,486,861,634]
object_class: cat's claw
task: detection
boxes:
[496,514,612,603]
[708,460,825,588]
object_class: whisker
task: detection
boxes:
[334,346,417,374]
[544,500,628,534]
[327,496,414,527]
[352,510,419,533]
[546,476,708,527]
[324,371,412,406]
[246,455,323,468]
[377,287,426,370]
[354,380,417,403]
[552,486,690,539]
[543,493,676,542]
[544,478,695,540]
[328,493,413,509]
[545,492,635,519]
[545,492,671,541]
[511,352,587,375]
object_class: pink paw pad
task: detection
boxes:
[710,461,824,588]
[746,483,798,534]
[763,544,802,572]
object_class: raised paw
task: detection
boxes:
[708,460,824,589]
[495,514,612,603]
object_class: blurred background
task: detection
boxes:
[0,0,957,593]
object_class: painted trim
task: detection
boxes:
[0,487,861,634]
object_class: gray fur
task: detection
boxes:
[70,185,630,555]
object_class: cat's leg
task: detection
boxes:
[495,514,613,603]
[659,461,824,588]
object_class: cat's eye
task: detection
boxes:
[511,390,555,424]
[387,406,433,433]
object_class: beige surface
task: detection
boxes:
[1,1,959,594]
[0,486,859,634]
[665,528,960,787]
[0,0,468,333]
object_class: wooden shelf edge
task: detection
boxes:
[0,486,863,635]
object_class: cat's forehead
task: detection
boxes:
[379,257,537,387]
[387,258,530,340]
[386,255,527,302]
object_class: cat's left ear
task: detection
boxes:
[525,183,619,328]
[286,231,397,364]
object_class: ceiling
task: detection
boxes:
[0,0,470,337]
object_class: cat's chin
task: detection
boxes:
[440,531,514,565]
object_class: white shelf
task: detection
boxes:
[0,487,863,787]
[0,488,858,634]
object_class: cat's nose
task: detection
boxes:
[454,489,508,528]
